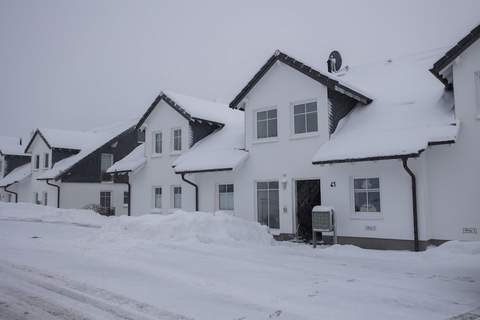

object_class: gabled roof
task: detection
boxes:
[0,163,31,187]
[229,50,372,110]
[312,50,458,165]
[135,90,232,130]
[0,136,28,156]
[24,128,101,153]
[36,120,137,181]
[430,23,480,89]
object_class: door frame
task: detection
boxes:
[292,177,321,235]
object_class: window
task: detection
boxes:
[44,153,49,169]
[293,101,318,134]
[34,192,40,205]
[256,181,280,229]
[353,178,381,213]
[100,153,114,173]
[476,71,480,117]
[172,128,182,152]
[42,191,48,206]
[173,186,182,209]
[153,132,162,154]
[100,191,112,209]
[7,194,12,203]
[34,155,40,170]
[256,109,277,139]
[153,187,162,209]
[123,191,129,207]
[0,158,3,177]
[218,184,234,211]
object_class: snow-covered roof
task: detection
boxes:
[0,163,31,187]
[312,49,458,164]
[37,119,136,180]
[137,90,236,130]
[0,136,28,156]
[107,144,146,173]
[173,108,248,173]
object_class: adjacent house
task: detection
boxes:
[20,121,139,215]
[0,136,31,203]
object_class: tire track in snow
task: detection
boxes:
[0,260,192,320]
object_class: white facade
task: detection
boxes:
[129,100,197,215]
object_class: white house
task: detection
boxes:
[108,91,246,215]
[110,24,479,250]
[17,121,139,215]
[0,136,31,203]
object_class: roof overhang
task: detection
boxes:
[173,167,233,174]
[229,50,372,110]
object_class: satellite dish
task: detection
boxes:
[328,50,342,72]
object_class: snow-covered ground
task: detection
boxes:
[0,203,479,320]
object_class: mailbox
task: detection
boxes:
[312,206,336,247]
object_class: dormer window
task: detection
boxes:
[172,128,182,152]
[153,131,162,155]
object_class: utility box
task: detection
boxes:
[312,206,336,247]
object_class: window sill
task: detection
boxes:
[123,204,128,208]
[289,132,321,140]
[349,213,383,220]
[151,154,163,159]
[169,151,182,156]
[252,138,279,145]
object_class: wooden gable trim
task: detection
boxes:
[24,129,52,153]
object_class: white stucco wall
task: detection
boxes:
[426,39,480,241]
[129,100,196,215]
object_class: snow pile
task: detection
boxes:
[312,49,458,163]
[0,202,107,227]
[428,240,480,255]
[98,210,273,246]
[0,163,31,187]
[107,144,146,173]
[0,135,27,156]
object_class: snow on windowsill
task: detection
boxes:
[349,212,384,220]
[252,137,279,145]
[289,131,321,141]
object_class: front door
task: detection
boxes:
[296,179,321,240]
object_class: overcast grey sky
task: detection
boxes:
[0,0,479,137]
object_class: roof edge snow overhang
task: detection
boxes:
[24,129,52,153]
[430,23,480,89]
[135,92,225,131]
[312,140,455,165]
[107,169,132,175]
[229,50,373,110]
[172,167,233,174]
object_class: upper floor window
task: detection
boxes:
[0,158,3,176]
[293,101,318,134]
[34,155,40,170]
[353,178,381,213]
[44,153,49,169]
[218,184,234,211]
[475,71,480,117]
[153,132,162,154]
[172,128,182,152]
[123,191,129,207]
[256,109,277,139]
[100,153,114,173]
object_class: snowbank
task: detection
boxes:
[0,202,108,227]
[98,210,273,246]
[427,240,480,255]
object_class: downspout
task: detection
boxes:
[181,173,198,211]
[4,183,18,203]
[114,173,131,216]
[402,157,419,252]
[45,179,60,208]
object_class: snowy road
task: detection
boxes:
[0,204,479,320]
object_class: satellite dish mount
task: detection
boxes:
[327,50,342,73]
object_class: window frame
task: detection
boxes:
[217,183,234,211]
[100,191,112,209]
[100,153,114,173]
[171,128,182,153]
[34,192,40,205]
[171,185,182,209]
[34,154,40,170]
[151,186,163,211]
[152,131,163,156]
[43,153,49,169]
[475,71,480,119]
[0,157,3,177]
[290,98,320,138]
[350,177,383,219]
[253,106,279,143]
[42,191,48,206]
[123,191,129,208]
[255,180,280,230]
